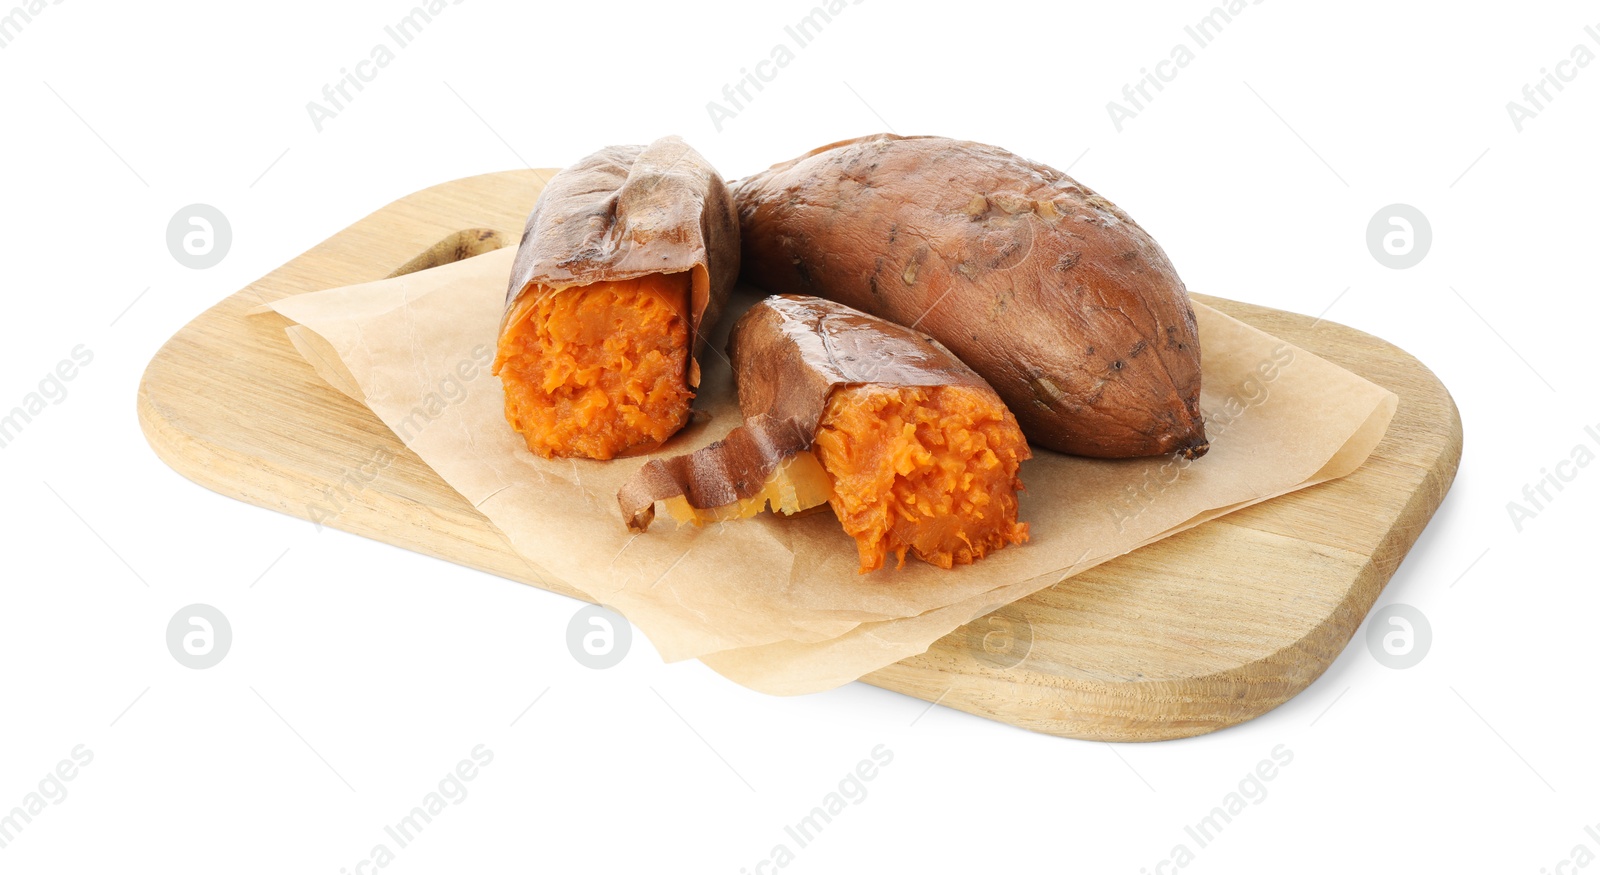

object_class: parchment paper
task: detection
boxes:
[259,247,1397,694]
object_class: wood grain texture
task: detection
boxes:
[137,170,1462,741]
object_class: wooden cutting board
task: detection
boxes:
[137,170,1462,742]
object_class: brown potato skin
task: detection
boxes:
[733,134,1207,459]
[728,293,993,439]
[505,135,739,388]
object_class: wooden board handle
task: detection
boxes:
[386,228,509,279]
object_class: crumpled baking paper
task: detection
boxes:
[259,246,1396,694]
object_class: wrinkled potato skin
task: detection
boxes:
[506,135,740,388]
[728,293,991,439]
[734,134,1206,459]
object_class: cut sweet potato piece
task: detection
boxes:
[496,135,739,459]
[618,413,829,533]
[618,294,1032,574]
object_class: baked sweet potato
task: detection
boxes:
[619,294,1030,573]
[733,134,1207,460]
[494,136,739,460]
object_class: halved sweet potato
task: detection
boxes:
[494,136,739,460]
[619,294,1030,573]
[733,134,1207,460]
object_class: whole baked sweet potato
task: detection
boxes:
[733,134,1206,459]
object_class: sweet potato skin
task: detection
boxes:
[727,293,992,435]
[505,135,739,388]
[733,134,1206,459]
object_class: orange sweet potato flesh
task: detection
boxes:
[815,384,1028,572]
[495,272,693,460]
[497,136,739,460]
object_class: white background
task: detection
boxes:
[2,0,1596,871]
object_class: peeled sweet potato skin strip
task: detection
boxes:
[617,413,818,533]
